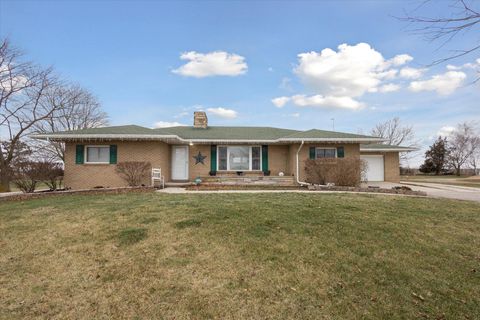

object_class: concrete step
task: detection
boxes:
[199,176,296,186]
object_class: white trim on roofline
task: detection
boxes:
[360,147,417,152]
[30,133,385,144]
[277,137,385,143]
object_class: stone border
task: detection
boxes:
[308,185,427,196]
[0,186,156,202]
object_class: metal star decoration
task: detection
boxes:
[193,151,207,165]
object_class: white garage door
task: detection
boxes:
[360,155,385,182]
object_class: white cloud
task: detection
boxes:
[449,58,480,70]
[290,112,300,118]
[291,94,365,110]
[446,64,462,71]
[386,54,413,67]
[172,51,247,77]
[271,96,290,108]
[206,107,238,119]
[409,71,466,95]
[399,67,426,79]
[293,43,412,99]
[153,121,187,128]
[378,83,401,93]
[437,126,456,137]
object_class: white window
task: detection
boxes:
[85,146,110,163]
[217,146,261,171]
[316,148,336,159]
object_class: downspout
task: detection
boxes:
[296,140,310,186]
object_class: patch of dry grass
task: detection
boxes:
[0,193,479,319]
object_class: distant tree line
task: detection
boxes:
[420,123,480,176]
[0,39,108,192]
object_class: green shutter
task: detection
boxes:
[210,145,217,171]
[109,145,117,164]
[337,146,344,158]
[309,147,316,159]
[261,145,268,172]
[75,145,84,164]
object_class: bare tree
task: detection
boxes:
[34,84,108,161]
[370,117,419,164]
[447,122,480,176]
[400,0,480,66]
[468,125,480,175]
[0,39,60,191]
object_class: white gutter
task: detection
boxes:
[30,133,386,144]
[360,147,418,152]
[295,140,310,186]
[279,137,386,143]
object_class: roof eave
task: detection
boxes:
[278,138,386,143]
[30,134,386,144]
[29,133,185,142]
[360,147,418,152]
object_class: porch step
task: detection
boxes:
[165,181,192,187]
[199,176,296,186]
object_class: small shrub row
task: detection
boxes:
[304,158,367,187]
[12,161,63,193]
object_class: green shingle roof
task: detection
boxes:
[154,126,300,140]
[31,124,386,143]
[282,129,375,140]
[56,125,154,135]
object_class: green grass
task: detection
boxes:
[117,227,148,246]
[0,193,479,319]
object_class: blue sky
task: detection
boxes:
[1,0,479,165]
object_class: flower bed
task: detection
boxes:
[308,185,427,196]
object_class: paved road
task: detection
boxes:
[400,181,480,203]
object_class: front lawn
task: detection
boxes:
[0,193,479,319]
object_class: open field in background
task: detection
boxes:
[1,193,479,319]
[401,175,480,189]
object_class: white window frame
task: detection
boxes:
[315,147,337,159]
[217,145,262,171]
[84,145,111,164]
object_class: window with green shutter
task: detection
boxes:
[261,145,268,172]
[309,147,316,159]
[337,146,345,158]
[210,145,217,171]
[75,145,84,164]
[109,145,117,164]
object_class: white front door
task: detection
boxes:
[172,146,188,180]
[360,155,385,182]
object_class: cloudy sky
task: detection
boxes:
[1,0,479,166]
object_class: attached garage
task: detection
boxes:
[360,155,385,182]
[360,144,417,183]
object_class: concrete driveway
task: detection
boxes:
[397,181,480,203]
[364,181,480,203]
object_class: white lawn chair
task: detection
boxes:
[151,168,165,189]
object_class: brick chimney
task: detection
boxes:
[193,111,208,129]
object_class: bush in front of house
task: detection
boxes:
[115,161,152,186]
[13,161,63,193]
[305,158,367,187]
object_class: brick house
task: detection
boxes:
[32,112,414,189]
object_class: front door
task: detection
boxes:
[172,146,188,180]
